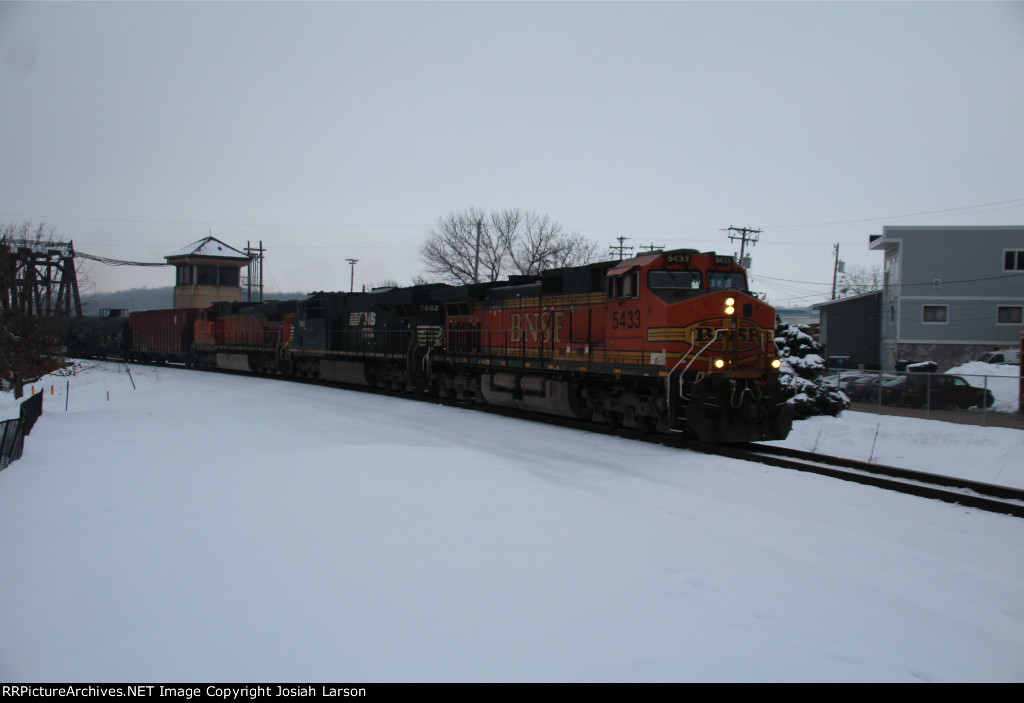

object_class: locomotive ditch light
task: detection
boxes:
[771,359,781,369]
[714,359,725,369]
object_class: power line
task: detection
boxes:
[765,197,1024,231]
[0,212,429,229]
[752,271,1024,288]
[75,251,170,267]
[7,195,1022,235]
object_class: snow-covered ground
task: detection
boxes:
[1,362,1022,682]
[768,410,1024,490]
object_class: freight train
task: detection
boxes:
[64,249,793,442]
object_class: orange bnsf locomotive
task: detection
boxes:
[111,248,791,442]
[424,249,791,441]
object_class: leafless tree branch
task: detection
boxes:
[421,208,599,284]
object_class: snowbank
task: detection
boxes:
[944,361,1021,413]
[1,363,1022,682]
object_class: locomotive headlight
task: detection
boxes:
[725,298,735,306]
[714,359,725,369]
[725,305,735,315]
[771,359,781,369]
[724,298,735,315]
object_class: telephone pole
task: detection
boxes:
[473,218,482,284]
[831,243,845,300]
[637,242,665,254]
[346,258,358,293]
[244,240,265,303]
[725,226,761,265]
[608,236,634,260]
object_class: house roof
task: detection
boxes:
[810,290,881,310]
[165,237,250,261]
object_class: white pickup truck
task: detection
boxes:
[979,349,1020,365]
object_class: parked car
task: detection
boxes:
[900,374,995,409]
[846,374,897,401]
[878,377,907,405]
[821,370,865,388]
[840,375,873,399]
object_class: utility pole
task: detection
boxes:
[831,243,845,300]
[637,242,665,254]
[346,258,358,293]
[244,240,265,303]
[725,226,761,266]
[609,236,634,260]
[473,218,482,284]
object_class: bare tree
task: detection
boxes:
[421,207,599,284]
[837,265,883,297]
[421,207,503,284]
[502,209,600,275]
[0,316,70,397]
[0,220,59,247]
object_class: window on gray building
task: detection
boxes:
[1004,250,1024,271]
[219,267,240,287]
[997,306,1023,324]
[922,305,948,323]
[196,265,240,287]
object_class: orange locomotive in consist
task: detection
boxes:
[431,249,791,441]
[193,300,298,374]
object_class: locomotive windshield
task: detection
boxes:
[707,271,747,291]
[648,270,702,301]
[648,270,702,290]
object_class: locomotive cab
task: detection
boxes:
[603,249,791,441]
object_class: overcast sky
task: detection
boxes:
[2,1,1022,305]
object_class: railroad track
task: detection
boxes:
[93,359,1024,519]
[683,441,1024,519]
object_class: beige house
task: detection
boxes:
[166,237,250,309]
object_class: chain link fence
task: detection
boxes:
[1,392,44,470]
[823,369,1021,428]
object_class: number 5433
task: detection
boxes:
[611,310,642,329]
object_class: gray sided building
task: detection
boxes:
[869,226,1024,371]
[812,291,882,369]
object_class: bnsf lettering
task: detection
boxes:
[693,326,761,344]
[509,311,566,344]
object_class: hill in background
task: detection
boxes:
[82,287,310,315]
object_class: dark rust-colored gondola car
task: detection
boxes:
[129,308,199,364]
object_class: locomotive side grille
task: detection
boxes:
[417,325,443,346]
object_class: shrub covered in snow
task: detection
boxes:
[774,319,848,420]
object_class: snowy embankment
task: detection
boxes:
[944,361,1020,413]
[1,362,1022,682]
[769,410,1024,490]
